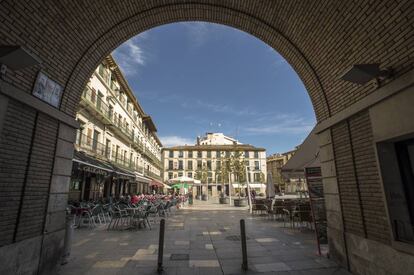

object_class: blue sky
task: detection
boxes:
[113,22,315,155]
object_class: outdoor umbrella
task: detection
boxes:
[168,176,201,194]
[266,172,276,198]
[170,183,189,188]
[168,176,200,184]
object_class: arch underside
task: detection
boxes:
[61,3,330,121]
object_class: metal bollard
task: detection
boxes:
[157,218,165,273]
[61,214,75,265]
[240,219,248,271]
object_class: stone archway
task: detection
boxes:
[60,3,330,121]
[0,1,413,274]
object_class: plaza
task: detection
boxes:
[59,200,349,275]
[1,1,414,274]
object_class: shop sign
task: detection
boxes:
[82,165,109,176]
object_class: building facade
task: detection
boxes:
[69,55,163,201]
[162,133,267,197]
[267,150,297,193]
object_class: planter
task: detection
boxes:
[201,194,208,201]
[233,198,247,207]
[219,197,229,204]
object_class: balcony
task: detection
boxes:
[81,85,162,168]
[110,150,136,171]
[75,131,109,160]
[145,169,163,181]
[80,86,114,125]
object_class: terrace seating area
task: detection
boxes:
[67,194,188,231]
[252,198,314,229]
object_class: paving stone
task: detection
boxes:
[60,205,350,275]
[254,262,292,272]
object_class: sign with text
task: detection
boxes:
[32,71,63,108]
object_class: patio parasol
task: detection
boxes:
[266,172,276,198]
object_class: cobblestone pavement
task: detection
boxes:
[59,201,351,275]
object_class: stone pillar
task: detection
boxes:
[39,122,76,273]
[318,129,349,268]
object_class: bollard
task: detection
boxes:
[157,218,165,273]
[61,214,75,265]
[240,219,248,271]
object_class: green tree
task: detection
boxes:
[229,151,247,198]
[195,163,208,184]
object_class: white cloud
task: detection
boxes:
[183,22,211,47]
[112,33,148,76]
[160,136,194,147]
[244,113,315,135]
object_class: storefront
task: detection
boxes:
[149,179,164,194]
[134,173,151,194]
[111,165,135,198]
[69,151,113,202]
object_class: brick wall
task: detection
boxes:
[0,100,36,246]
[0,1,413,121]
[332,110,390,245]
[0,1,413,273]
[15,113,58,242]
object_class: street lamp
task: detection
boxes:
[339,63,392,85]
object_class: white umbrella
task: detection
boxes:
[168,176,197,184]
[266,173,276,198]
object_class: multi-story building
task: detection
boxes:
[162,133,267,197]
[266,150,296,193]
[69,55,163,201]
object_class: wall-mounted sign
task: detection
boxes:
[32,71,63,108]
[82,165,109,177]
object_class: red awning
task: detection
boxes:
[149,180,163,187]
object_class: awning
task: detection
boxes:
[112,164,135,180]
[281,126,320,179]
[149,179,164,188]
[232,183,266,188]
[134,172,151,184]
[73,151,113,177]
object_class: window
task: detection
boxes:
[254,173,261,182]
[197,151,202,158]
[216,161,221,170]
[168,160,173,170]
[254,151,259,158]
[188,160,193,170]
[179,151,183,158]
[207,160,211,170]
[91,88,96,103]
[378,137,414,244]
[168,172,173,179]
[216,151,221,158]
[225,151,230,158]
[105,139,111,158]
[188,151,193,158]
[207,151,211,158]
[178,160,183,170]
[169,150,174,158]
[86,128,92,145]
[244,151,249,158]
[178,172,183,177]
[187,172,193,178]
[197,160,202,169]
[255,161,260,170]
